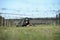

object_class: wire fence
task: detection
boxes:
[0,13,60,27]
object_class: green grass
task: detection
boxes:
[0,25,60,40]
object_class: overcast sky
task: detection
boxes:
[0,0,60,19]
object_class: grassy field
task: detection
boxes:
[0,25,60,40]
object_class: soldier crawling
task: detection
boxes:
[16,17,32,27]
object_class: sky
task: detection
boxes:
[0,0,60,19]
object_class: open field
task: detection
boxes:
[0,25,60,40]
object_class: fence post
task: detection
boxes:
[59,13,60,25]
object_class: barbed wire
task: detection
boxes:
[0,8,60,18]
[0,13,25,15]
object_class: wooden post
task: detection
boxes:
[59,13,60,25]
